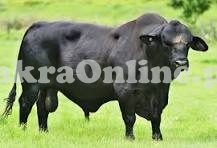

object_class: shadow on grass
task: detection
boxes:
[201,59,217,64]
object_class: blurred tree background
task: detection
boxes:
[169,0,211,25]
[0,0,217,41]
[169,0,216,39]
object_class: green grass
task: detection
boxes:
[0,0,217,147]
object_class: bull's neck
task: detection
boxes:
[147,51,169,68]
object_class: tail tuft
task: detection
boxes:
[2,84,16,117]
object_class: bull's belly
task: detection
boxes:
[57,79,117,112]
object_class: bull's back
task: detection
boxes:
[21,21,113,67]
[20,21,117,103]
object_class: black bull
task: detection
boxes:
[3,13,208,140]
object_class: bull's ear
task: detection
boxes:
[190,36,208,52]
[139,35,160,44]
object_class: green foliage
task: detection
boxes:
[169,0,211,25]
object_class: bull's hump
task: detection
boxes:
[136,13,167,26]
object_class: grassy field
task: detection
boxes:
[0,0,217,147]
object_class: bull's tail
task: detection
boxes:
[2,83,17,117]
[2,22,46,118]
[2,49,20,117]
[3,61,19,117]
[2,37,22,117]
[2,22,43,117]
[2,41,21,117]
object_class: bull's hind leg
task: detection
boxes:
[36,90,49,131]
[37,89,58,131]
[19,84,39,128]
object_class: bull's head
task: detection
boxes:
[140,20,208,71]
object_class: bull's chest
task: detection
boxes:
[134,87,167,120]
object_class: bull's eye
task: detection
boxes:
[148,37,153,42]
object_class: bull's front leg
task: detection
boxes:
[151,116,162,140]
[151,102,163,141]
[115,83,137,140]
[119,99,136,140]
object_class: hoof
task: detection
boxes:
[20,123,27,131]
[85,116,90,121]
[152,133,163,141]
[126,134,135,140]
[39,127,48,132]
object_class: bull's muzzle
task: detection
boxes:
[174,59,189,71]
[175,59,188,67]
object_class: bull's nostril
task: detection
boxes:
[175,60,188,66]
